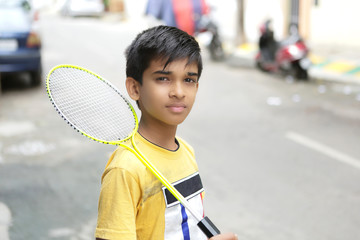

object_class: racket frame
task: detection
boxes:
[46,64,139,144]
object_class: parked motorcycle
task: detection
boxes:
[255,21,311,80]
[196,14,225,61]
[146,0,224,61]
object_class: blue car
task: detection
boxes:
[0,0,42,86]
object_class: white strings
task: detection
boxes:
[48,67,136,142]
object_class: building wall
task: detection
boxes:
[244,0,285,43]
[122,0,360,48]
[209,0,287,44]
[309,0,360,47]
[241,0,360,47]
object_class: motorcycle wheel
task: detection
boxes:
[294,61,308,80]
[256,61,268,72]
[209,36,225,61]
[30,66,42,87]
[286,61,308,80]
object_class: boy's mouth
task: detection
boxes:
[166,104,186,113]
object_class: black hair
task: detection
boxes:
[125,25,203,84]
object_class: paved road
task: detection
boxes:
[0,12,360,240]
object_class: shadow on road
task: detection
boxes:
[0,73,41,93]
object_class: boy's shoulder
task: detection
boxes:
[103,144,147,176]
[101,135,196,179]
[177,136,195,157]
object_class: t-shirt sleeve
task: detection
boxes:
[95,167,141,240]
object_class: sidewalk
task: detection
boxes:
[0,202,11,240]
[226,42,360,85]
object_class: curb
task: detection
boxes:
[0,202,11,240]
[225,43,257,68]
[226,43,360,85]
[308,54,360,85]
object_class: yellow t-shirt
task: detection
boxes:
[95,133,207,240]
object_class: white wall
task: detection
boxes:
[244,0,285,42]
[124,0,147,19]
[310,0,360,47]
[118,0,360,48]
[197,0,285,44]
[206,0,238,42]
[206,0,286,44]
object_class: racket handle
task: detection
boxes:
[198,216,221,238]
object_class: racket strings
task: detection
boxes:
[48,67,136,142]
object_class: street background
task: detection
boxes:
[1,1,360,240]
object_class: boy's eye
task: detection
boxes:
[184,78,197,83]
[157,77,169,81]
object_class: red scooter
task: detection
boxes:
[255,22,311,80]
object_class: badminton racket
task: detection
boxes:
[45,64,220,238]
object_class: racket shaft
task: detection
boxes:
[132,144,221,237]
[129,138,203,220]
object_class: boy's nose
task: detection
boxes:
[169,81,185,98]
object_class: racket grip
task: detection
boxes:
[198,216,221,238]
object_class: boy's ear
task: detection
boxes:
[126,77,141,101]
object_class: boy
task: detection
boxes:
[95,26,237,240]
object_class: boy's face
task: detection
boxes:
[137,58,199,127]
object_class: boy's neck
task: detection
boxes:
[138,120,178,151]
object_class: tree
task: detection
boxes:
[236,0,247,45]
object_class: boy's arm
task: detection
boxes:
[95,167,140,240]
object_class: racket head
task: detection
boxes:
[46,64,138,145]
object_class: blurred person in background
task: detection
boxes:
[145,0,209,36]
[145,0,225,61]
[258,19,277,62]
